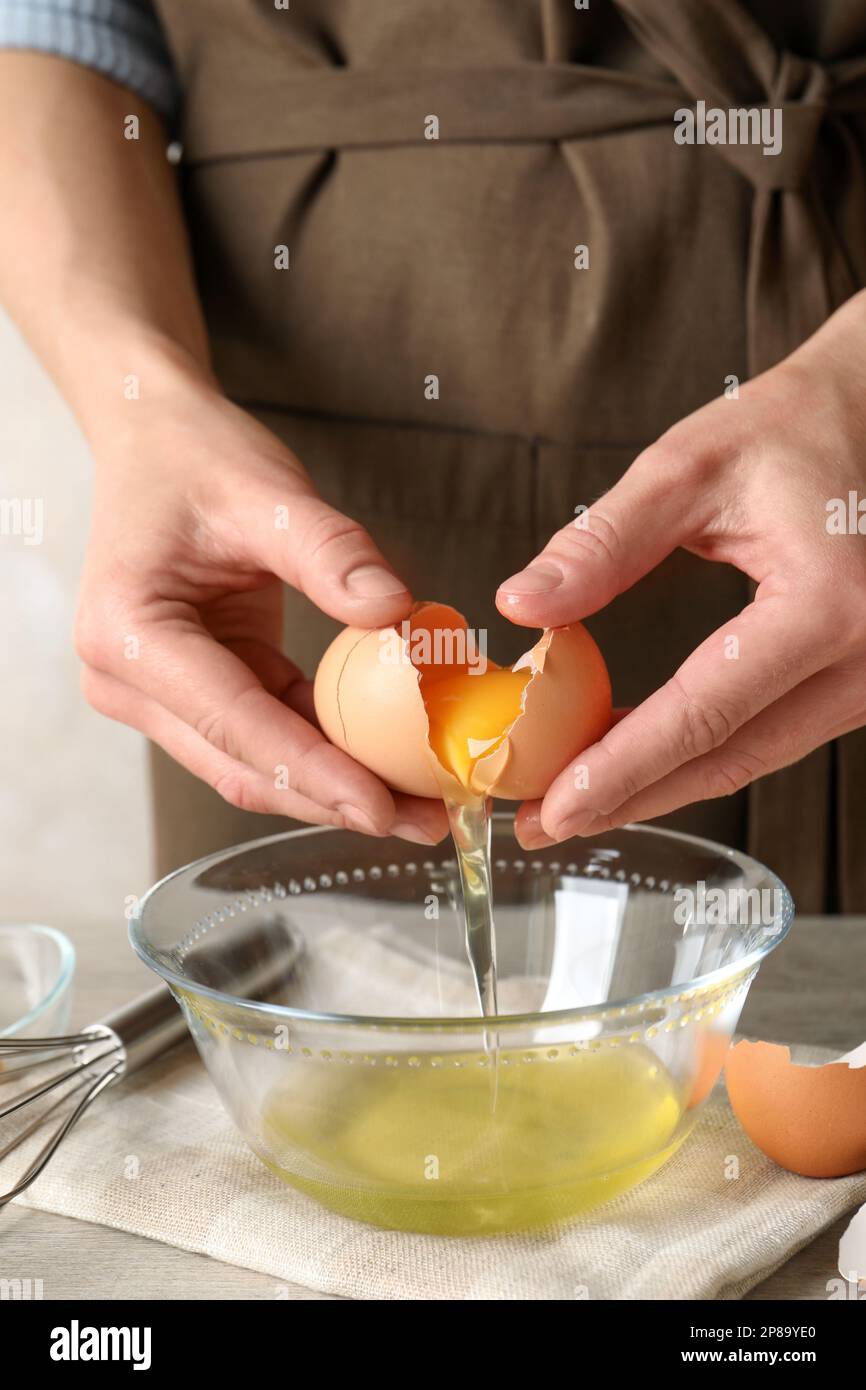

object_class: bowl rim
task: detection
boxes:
[129,818,795,1032]
[0,922,76,1038]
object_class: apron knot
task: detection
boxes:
[615,0,866,371]
[706,52,829,194]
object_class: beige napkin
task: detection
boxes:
[11,922,866,1299]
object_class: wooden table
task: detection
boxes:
[3,914,863,1300]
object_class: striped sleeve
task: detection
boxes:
[0,0,180,119]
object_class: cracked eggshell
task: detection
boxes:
[312,609,447,798]
[313,601,612,801]
[725,1040,866,1178]
[483,621,612,799]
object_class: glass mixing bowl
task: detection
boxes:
[130,816,792,1235]
[0,923,75,1044]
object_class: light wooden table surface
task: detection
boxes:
[3,912,864,1301]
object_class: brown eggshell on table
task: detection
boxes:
[725,1040,866,1178]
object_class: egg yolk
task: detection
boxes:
[422,667,531,789]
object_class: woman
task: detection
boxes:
[1,0,865,910]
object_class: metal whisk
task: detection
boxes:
[0,918,301,1207]
[0,987,188,1206]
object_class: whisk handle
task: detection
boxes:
[97,919,303,1075]
[96,986,188,1075]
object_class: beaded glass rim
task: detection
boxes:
[129,818,794,1033]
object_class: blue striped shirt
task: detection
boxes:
[0,0,179,118]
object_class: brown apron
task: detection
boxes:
[148,0,866,911]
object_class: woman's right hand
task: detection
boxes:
[74,354,449,845]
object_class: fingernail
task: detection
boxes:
[499,562,563,596]
[514,806,555,850]
[550,813,601,841]
[345,564,408,598]
[517,829,556,850]
[391,819,440,845]
[337,802,386,835]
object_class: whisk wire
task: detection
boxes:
[1,927,298,1208]
[0,1032,106,1054]
[0,1060,124,1207]
[0,1023,129,1207]
[0,1041,123,1122]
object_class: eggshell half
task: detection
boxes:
[312,606,457,798]
[313,601,612,801]
[484,621,611,799]
[725,1040,866,1178]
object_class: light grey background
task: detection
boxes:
[0,307,151,934]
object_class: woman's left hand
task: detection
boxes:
[497,290,866,849]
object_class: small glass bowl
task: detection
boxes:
[130,817,793,1235]
[0,924,75,1046]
